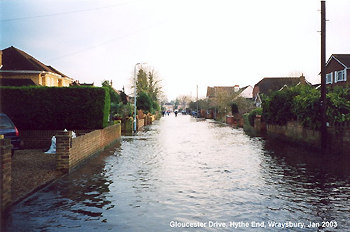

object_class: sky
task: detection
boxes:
[1,0,350,100]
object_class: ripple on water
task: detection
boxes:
[4,115,350,232]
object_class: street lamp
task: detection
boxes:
[133,62,147,133]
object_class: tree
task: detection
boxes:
[137,91,153,112]
[133,66,163,113]
[119,88,128,105]
[136,69,148,94]
[176,95,193,110]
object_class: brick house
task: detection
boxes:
[0,46,73,87]
[325,54,350,87]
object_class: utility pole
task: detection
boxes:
[320,1,327,151]
[196,85,199,117]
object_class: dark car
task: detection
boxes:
[0,113,21,156]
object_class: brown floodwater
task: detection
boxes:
[3,114,350,231]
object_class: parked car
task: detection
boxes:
[0,113,21,156]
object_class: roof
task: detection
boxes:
[1,46,53,72]
[46,65,71,79]
[327,54,350,68]
[238,85,253,98]
[1,46,71,79]
[254,77,301,95]
[206,86,239,98]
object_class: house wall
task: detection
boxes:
[0,73,41,85]
[325,58,350,87]
[41,73,71,87]
[56,124,121,173]
[252,85,259,99]
[0,72,71,87]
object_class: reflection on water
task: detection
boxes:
[4,115,350,231]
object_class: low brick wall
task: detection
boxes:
[20,130,59,149]
[20,129,93,149]
[266,121,350,155]
[137,118,144,130]
[145,114,152,125]
[56,124,121,173]
[0,139,12,215]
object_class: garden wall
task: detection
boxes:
[0,138,11,215]
[266,121,350,155]
[56,123,121,173]
[20,129,93,149]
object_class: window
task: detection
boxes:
[335,70,346,82]
[326,73,333,84]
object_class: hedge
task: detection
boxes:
[261,85,350,129]
[0,86,110,130]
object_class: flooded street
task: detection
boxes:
[4,115,350,231]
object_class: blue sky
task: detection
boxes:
[1,0,350,100]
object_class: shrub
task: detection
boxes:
[262,86,299,125]
[262,85,350,129]
[292,86,321,129]
[231,103,239,114]
[326,86,350,124]
[137,91,153,113]
[248,107,263,127]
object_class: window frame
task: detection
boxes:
[326,72,333,84]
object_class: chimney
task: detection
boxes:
[299,74,306,84]
[234,85,240,92]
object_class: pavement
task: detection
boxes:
[11,149,63,204]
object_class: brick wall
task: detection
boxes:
[0,138,12,215]
[266,121,350,155]
[254,115,266,133]
[56,124,121,173]
[137,118,144,130]
[122,117,133,133]
[20,129,94,149]
[20,130,59,149]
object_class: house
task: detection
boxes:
[237,85,253,99]
[253,75,309,106]
[0,46,73,87]
[325,54,350,87]
[163,102,174,112]
[206,85,240,99]
[70,80,94,86]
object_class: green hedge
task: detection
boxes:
[0,86,110,130]
[261,85,350,129]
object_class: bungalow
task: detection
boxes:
[206,85,240,99]
[325,54,350,87]
[253,75,309,107]
[0,46,73,87]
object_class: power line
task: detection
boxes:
[0,0,138,22]
[46,19,165,61]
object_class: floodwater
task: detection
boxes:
[3,115,350,231]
